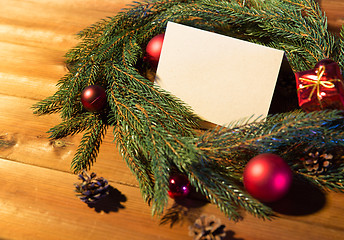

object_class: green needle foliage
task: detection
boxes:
[33,0,344,219]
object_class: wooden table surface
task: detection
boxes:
[1,0,344,239]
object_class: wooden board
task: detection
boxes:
[1,0,344,239]
[320,0,344,33]
[1,157,344,240]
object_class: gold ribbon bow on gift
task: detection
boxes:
[298,65,343,108]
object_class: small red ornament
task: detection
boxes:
[168,174,190,199]
[295,59,344,112]
[145,33,165,68]
[243,153,292,202]
[81,85,107,112]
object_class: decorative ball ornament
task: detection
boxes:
[145,33,165,67]
[243,153,293,202]
[81,85,107,112]
[168,174,190,199]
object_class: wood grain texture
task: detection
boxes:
[0,158,190,240]
[1,158,344,240]
[319,0,344,33]
[1,0,344,239]
[0,93,138,186]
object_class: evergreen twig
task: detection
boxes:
[33,0,344,219]
[71,117,107,172]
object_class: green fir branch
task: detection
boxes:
[171,139,272,219]
[189,158,273,220]
[33,0,344,219]
[47,113,97,139]
[71,117,107,173]
[296,167,344,192]
[32,92,64,115]
[107,63,200,133]
[105,62,198,215]
[114,125,155,203]
[338,26,344,71]
[196,111,344,158]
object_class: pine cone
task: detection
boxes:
[74,171,110,204]
[188,215,226,240]
[302,151,333,175]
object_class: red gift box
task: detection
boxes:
[295,60,344,112]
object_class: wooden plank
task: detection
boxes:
[0,158,188,240]
[1,92,344,238]
[319,0,344,33]
[0,0,133,100]
[0,0,131,38]
[0,157,344,240]
[0,90,344,238]
[0,41,64,100]
[0,93,138,186]
[1,0,344,239]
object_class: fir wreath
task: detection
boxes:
[33,0,344,220]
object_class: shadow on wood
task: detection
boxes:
[160,197,207,228]
[161,198,244,240]
[87,186,127,213]
[223,230,245,240]
[266,180,326,216]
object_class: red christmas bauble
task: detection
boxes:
[81,85,107,112]
[145,33,165,67]
[168,174,190,199]
[243,153,292,202]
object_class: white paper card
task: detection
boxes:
[156,22,284,125]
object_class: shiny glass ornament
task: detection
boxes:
[81,85,107,112]
[168,174,190,199]
[243,153,292,202]
[145,33,165,68]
